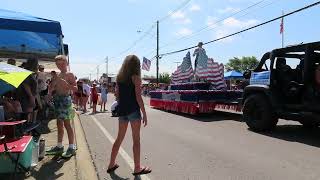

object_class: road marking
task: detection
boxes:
[90,115,151,180]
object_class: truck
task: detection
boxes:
[242,41,320,131]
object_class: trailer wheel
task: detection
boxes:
[243,94,278,132]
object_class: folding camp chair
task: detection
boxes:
[6,112,41,137]
[0,120,26,139]
[0,135,33,179]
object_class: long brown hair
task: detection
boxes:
[116,55,141,83]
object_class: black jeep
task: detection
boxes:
[242,41,320,132]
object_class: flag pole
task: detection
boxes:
[156,21,159,84]
[282,10,284,48]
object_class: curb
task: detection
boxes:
[74,113,99,180]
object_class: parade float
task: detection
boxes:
[150,43,243,115]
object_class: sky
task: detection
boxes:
[2,0,320,79]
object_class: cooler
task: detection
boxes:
[0,136,33,173]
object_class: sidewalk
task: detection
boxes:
[0,113,98,180]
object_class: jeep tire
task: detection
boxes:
[243,94,278,132]
[299,121,319,128]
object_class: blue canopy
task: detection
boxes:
[224,70,243,80]
[0,80,14,95]
[0,9,63,60]
[0,9,62,35]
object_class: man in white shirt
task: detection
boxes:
[38,65,48,96]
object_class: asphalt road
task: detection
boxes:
[79,95,320,180]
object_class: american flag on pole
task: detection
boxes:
[171,52,194,84]
[195,57,226,90]
[142,57,151,71]
[280,16,284,34]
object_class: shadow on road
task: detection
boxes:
[38,119,52,134]
[29,155,70,179]
[159,110,243,122]
[257,125,320,148]
[109,171,130,180]
[0,155,68,180]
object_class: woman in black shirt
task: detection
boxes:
[107,55,151,176]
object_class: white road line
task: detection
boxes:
[90,115,151,180]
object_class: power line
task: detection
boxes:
[158,0,268,50]
[132,31,157,54]
[112,0,192,60]
[151,0,272,57]
[113,24,156,58]
[132,0,192,59]
[197,0,280,38]
[158,0,192,22]
[160,1,320,57]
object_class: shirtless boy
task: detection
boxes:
[46,55,78,158]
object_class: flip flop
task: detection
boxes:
[107,164,119,173]
[132,167,152,176]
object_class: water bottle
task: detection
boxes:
[39,138,45,160]
[31,138,39,167]
[0,106,4,122]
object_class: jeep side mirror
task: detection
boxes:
[243,71,251,79]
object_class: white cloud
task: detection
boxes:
[175,28,193,36]
[222,17,259,28]
[207,16,218,28]
[211,17,259,43]
[181,18,192,24]
[189,4,201,12]
[169,10,192,24]
[218,7,241,14]
[170,10,185,19]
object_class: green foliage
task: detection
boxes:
[225,56,259,72]
[159,72,171,84]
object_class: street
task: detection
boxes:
[79,95,320,180]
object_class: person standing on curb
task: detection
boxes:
[82,80,91,113]
[107,55,152,176]
[38,65,48,97]
[37,65,48,119]
[90,83,98,114]
[100,82,108,112]
[46,55,78,158]
[17,58,38,123]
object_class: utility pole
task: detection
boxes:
[156,20,159,84]
[281,10,284,48]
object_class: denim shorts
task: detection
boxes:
[119,111,141,122]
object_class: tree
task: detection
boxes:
[159,72,170,84]
[225,56,259,72]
